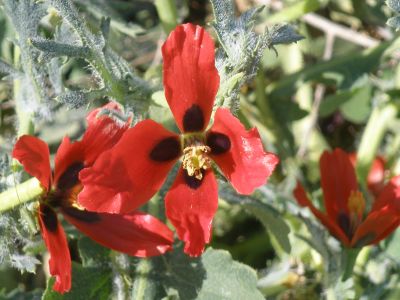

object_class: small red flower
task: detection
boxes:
[12,103,173,294]
[78,24,279,256]
[294,148,400,248]
[348,152,386,197]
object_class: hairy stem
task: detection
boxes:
[0,178,43,213]
[131,258,152,300]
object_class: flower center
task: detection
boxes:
[347,190,366,235]
[347,190,365,217]
[182,145,212,180]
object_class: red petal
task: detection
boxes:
[86,101,124,125]
[54,113,128,186]
[162,23,219,132]
[367,156,386,197]
[207,108,278,195]
[349,153,386,197]
[351,209,400,247]
[294,182,351,246]
[320,149,358,222]
[38,204,71,294]
[165,168,218,256]
[61,208,173,257]
[78,120,180,213]
[12,135,51,191]
[351,176,400,246]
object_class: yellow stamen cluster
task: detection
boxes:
[64,184,85,210]
[347,190,366,216]
[182,145,212,180]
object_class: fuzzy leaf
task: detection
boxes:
[387,0,400,13]
[387,16,400,29]
[30,37,89,59]
[145,247,264,300]
[10,254,40,274]
[57,90,104,109]
[268,24,304,46]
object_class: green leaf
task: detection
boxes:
[42,263,112,300]
[387,0,400,13]
[242,202,291,254]
[340,86,372,124]
[382,227,400,262]
[319,90,357,117]
[78,237,111,268]
[387,16,400,29]
[218,183,291,254]
[56,89,104,109]
[155,247,264,300]
[267,0,322,24]
[268,40,393,100]
[195,248,264,300]
[268,24,304,46]
[30,37,89,59]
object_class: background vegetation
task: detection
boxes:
[1,0,400,299]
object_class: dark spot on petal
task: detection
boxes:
[183,169,204,190]
[41,205,58,232]
[352,232,376,248]
[207,132,231,155]
[46,191,64,208]
[183,105,204,132]
[57,162,84,191]
[337,213,352,239]
[150,137,181,162]
[62,207,101,223]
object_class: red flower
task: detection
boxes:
[348,153,386,197]
[294,148,400,248]
[78,24,279,256]
[12,103,173,294]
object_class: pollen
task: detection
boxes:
[182,145,212,180]
[347,190,366,216]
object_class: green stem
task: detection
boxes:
[155,0,178,34]
[131,258,152,300]
[341,248,361,281]
[0,178,43,213]
[91,53,126,102]
[110,251,131,299]
[356,103,398,186]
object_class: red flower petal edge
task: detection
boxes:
[165,168,218,256]
[61,208,173,257]
[12,135,52,191]
[208,108,279,195]
[352,176,400,247]
[293,182,351,246]
[38,204,71,294]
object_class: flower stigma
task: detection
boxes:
[348,190,366,216]
[347,190,366,234]
[182,145,212,180]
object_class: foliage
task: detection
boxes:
[1,0,400,299]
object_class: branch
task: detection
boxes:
[302,13,379,48]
